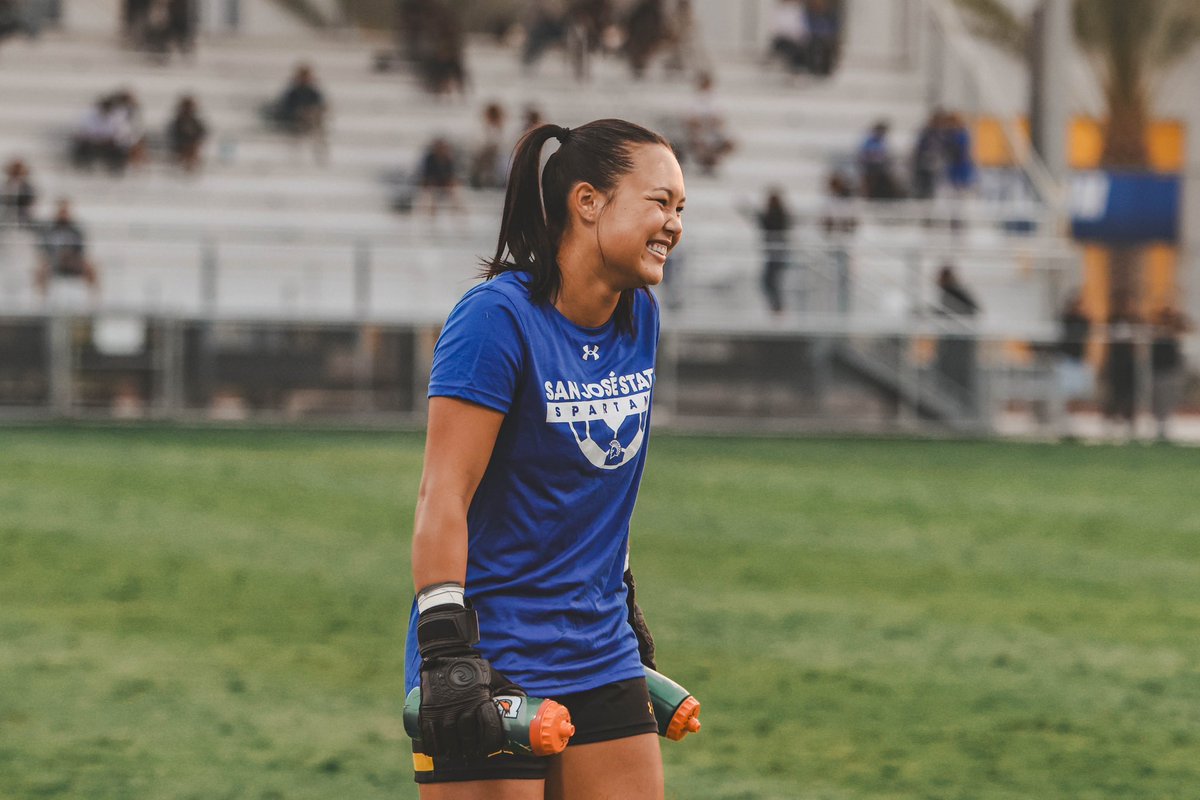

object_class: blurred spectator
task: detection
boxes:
[270,64,328,163]
[521,0,565,72]
[662,0,707,78]
[1055,292,1093,403]
[167,95,208,173]
[857,121,903,200]
[565,0,611,80]
[1102,308,1138,437]
[821,172,857,312]
[768,0,808,73]
[421,3,467,96]
[623,0,666,79]
[805,0,840,76]
[72,91,147,173]
[417,137,465,218]
[141,0,196,59]
[1151,306,1191,442]
[942,112,976,195]
[684,73,735,176]
[1,0,53,40]
[34,198,99,298]
[469,102,508,189]
[911,110,944,201]
[1,158,37,227]
[934,264,980,403]
[521,104,546,136]
[122,0,151,39]
[740,188,793,315]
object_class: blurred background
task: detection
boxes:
[1,0,1197,441]
[4,4,1200,800]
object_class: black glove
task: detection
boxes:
[624,568,657,670]
[416,601,520,760]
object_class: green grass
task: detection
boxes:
[1,427,1198,799]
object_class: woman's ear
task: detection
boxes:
[568,182,604,225]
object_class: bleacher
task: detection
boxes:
[0,11,1070,331]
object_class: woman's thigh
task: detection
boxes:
[544,733,663,800]
[419,779,545,800]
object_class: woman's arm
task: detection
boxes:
[411,396,505,592]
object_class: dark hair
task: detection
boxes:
[484,118,671,333]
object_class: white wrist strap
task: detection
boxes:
[416,583,465,613]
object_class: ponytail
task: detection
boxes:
[485,124,569,304]
[483,118,671,334]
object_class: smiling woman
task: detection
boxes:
[405,120,685,800]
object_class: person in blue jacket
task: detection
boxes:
[406,118,685,798]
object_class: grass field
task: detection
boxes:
[1,427,1199,799]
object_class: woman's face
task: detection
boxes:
[595,144,685,290]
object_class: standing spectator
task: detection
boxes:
[768,0,809,73]
[623,0,666,78]
[35,198,99,298]
[821,172,858,312]
[934,264,980,406]
[468,102,508,189]
[740,188,793,315]
[1102,308,1139,438]
[1150,306,1190,442]
[167,95,208,173]
[942,112,976,195]
[564,0,611,81]
[275,64,328,163]
[805,0,840,76]
[417,137,465,219]
[1,158,36,227]
[1056,292,1093,396]
[911,109,944,201]
[684,72,735,176]
[858,121,903,200]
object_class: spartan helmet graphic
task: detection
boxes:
[567,403,648,470]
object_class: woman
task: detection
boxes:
[406,119,685,798]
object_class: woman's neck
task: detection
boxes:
[554,242,620,328]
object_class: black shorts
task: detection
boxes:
[412,676,658,784]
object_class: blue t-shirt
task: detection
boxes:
[405,271,659,696]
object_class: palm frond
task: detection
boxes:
[951,0,1029,57]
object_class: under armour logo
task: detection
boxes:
[582,345,599,361]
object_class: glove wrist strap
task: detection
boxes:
[417,602,480,659]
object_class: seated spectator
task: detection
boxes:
[167,95,208,173]
[805,0,839,76]
[72,95,123,171]
[857,121,903,200]
[521,104,546,136]
[417,137,465,218]
[269,64,329,163]
[71,91,146,173]
[468,102,508,189]
[684,72,735,175]
[769,0,809,73]
[140,0,194,58]
[35,198,99,298]
[1,158,36,227]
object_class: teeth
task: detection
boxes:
[648,243,668,256]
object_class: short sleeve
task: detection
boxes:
[428,287,525,413]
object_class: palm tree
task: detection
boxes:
[952,0,1200,309]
